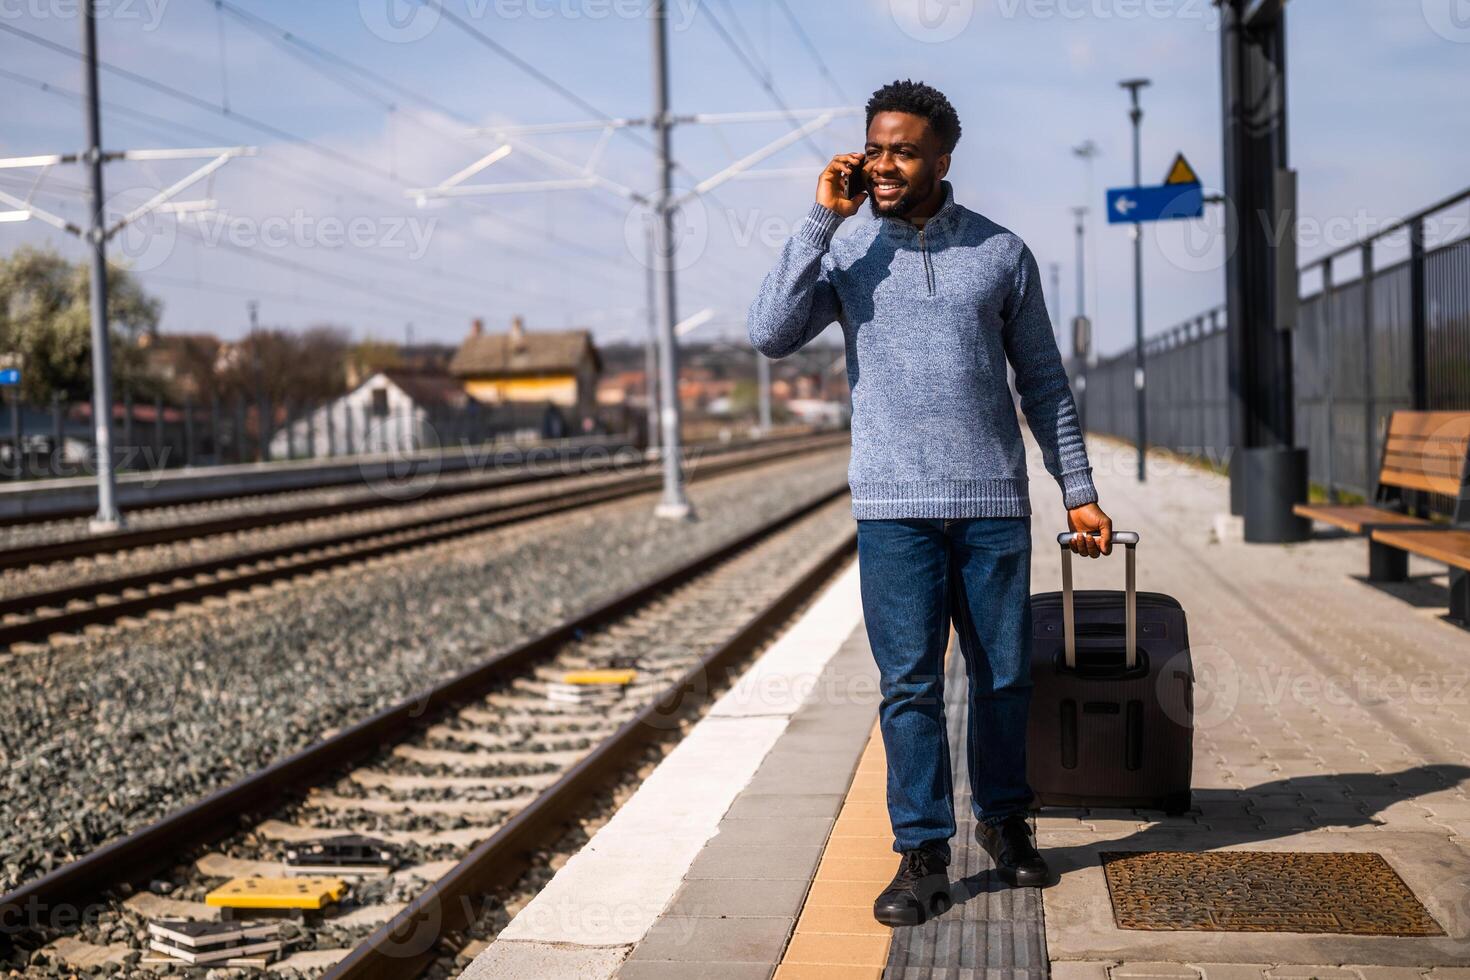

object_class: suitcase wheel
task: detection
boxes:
[1162,791,1192,816]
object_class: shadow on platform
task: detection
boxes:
[1035,764,1470,886]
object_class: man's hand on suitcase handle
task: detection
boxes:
[1065,503,1113,558]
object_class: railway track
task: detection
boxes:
[0,429,837,570]
[0,482,858,978]
[0,433,847,649]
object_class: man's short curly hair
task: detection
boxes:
[866,79,962,155]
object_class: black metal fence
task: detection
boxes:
[0,391,632,482]
[1082,186,1470,509]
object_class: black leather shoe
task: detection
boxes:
[873,848,952,927]
[976,814,1049,887]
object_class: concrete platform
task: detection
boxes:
[459,433,1470,980]
[1033,436,1470,980]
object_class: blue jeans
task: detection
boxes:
[856,517,1034,863]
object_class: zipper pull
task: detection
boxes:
[917,229,933,295]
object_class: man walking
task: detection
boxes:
[747,80,1113,927]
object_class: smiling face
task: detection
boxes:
[862,110,951,220]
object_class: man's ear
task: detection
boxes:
[936,154,951,181]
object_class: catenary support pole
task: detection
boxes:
[756,350,772,434]
[650,0,692,519]
[82,0,122,530]
[643,223,660,452]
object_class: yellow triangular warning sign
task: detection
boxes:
[1165,153,1200,185]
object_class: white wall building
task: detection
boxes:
[268,370,468,458]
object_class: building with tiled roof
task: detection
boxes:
[450,316,600,417]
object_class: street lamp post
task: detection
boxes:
[1120,78,1151,483]
[1071,205,1089,433]
[1072,139,1101,366]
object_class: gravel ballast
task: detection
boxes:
[0,447,850,896]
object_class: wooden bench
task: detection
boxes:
[1370,528,1470,624]
[1294,411,1470,623]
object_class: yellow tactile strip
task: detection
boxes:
[773,719,894,980]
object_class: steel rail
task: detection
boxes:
[327,510,858,979]
[0,482,853,943]
[0,436,629,533]
[0,435,847,647]
[0,430,843,571]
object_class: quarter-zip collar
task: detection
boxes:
[876,179,962,240]
[876,179,959,297]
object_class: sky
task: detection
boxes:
[2,0,1468,361]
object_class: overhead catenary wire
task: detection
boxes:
[204,4,813,289]
[139,271,478,329]
[2,11,820,344]
[208,0,474,125]
[168,220,492,321]
[0,68,639,309]
[695,1,827,163]
[0,23,642,284]
[207,0,480,154]
[771,0,851,106]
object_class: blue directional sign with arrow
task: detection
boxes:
[0,369,19,387]
[1106,153,1204,225]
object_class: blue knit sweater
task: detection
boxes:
[748,180,1098,520]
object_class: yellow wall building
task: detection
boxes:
[450,317,601,417]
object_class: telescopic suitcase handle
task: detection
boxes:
[1054,530,1140,670]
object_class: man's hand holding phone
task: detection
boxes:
[818,152,868,218]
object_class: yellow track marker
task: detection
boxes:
[560,669,637,686]
[205,877,347,910]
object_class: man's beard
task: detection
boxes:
[868,174,934,219]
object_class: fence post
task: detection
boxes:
[1194,317,1206,462]
[261,393,273,463]
[235,395,247,464]
[344,402,354,456]
[1361,242,1376,503]
[1408,218,1430,517]
[285,400,296,460]
[122,391,133,463]
[210,395,221,466]
[51,392,64,476]
[9,389,20,480]
[1409,218,1428,411]
[151,394,163,473]
[183,398,195,467]
[307,402,318,459]
[1323,257,1337,503]
[1211,309,1224,469]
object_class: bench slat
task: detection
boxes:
[1386,412,1470,438]
[1382,453,1464,477]
[1381,469,1462,496]
[1383,443,1467,467]
[1370,528,1470,571]
[1292,504,1430,535]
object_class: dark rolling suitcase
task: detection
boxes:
[1025,530,1194,815]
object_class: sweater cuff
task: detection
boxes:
[1059,469,1099,510]
[797,202,844,249]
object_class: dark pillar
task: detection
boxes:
[1219,0,1308,541]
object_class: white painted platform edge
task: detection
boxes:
[462,560,862,978]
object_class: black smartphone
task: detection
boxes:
[845,159,867,199]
